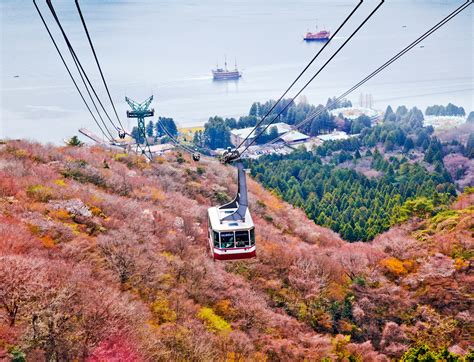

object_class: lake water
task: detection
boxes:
[1,0,472,143]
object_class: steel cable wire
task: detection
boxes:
[33,0,114,142]
[239,0,385,155]
[75,0,126,131]
[236,0,365,148]
[46,0,121,134]
[258,0,472,150]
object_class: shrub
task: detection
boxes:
[113,153,129,162]
[61,161,106,188]
[256,200,266,209]
[90,206,106,218]
[214,299,237,320]
[0,172,20,197]
[197,307,232,333]
[196,166,205,175]
[176,153,185,164]
[9,346,26,362]
[65,136,83,147]
[428,209,460,231]
[464,186,474,194]
[214,191,230,203]
[151,296,177,324]
[26,185,53,202]
[48,209,71,221]
[54,179,66,187]
[113,153,137,169]
[398,197,434,222]
[401,345,464,361]
[6,146,29,159]
[380,257,407,278]
[41,235,55,248]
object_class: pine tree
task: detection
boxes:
[131,126,144,144]
[146,121,154,138]
[403,137,414,153]
[203,117,231,150]
[466,133,474,159]
[193,130,203,147]
[156,117,178,138]
[384,105,396,122]
[66,135,83,147]
[467,111,474,123]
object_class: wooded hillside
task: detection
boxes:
[0,140,472,361]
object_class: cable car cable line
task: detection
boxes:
[74,0,126,131]
[237,0,385,157]
[32,0,114,143]
[259,0,472,149]
[46,0,121,135]
[46,0,118,135]
[156,119,201,159]
[67,41,116,141]
[113,127,154,161]
[34,0,470,262]
[47,3,114,142]
[235,0,364,149]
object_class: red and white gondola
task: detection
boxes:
[207,161,256,261]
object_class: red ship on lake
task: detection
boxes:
[304,26,330,41]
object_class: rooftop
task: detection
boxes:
[207,206,254,232]
[317,131,349,142]
[231,127,255,139]
[280,130,310,143]
[230,122,293,139]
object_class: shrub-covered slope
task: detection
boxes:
[0,140,472,361]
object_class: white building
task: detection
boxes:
[230,128,256,147]
[279,130,310,144]
[230,122,299,147]
[317,130,350,142]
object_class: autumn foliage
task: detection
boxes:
[0,140,472,360]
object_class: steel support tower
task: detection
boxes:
[125,96,154,159]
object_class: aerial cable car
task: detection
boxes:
[137,114,255,260]
[192,152,201,162]
[159,140,257,260]
[207,151,256,260]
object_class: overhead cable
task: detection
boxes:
[236,0,365,148]
[75,0,126,130]
[33,0,114,142]
[260,0,472,149]
[239,0,385,154]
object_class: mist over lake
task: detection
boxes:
[1,0,472,143]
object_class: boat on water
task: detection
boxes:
[304,26,330,41]
[212,58,242,81]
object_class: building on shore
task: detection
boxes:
[316,130,350,142]
[230,128,256,147]
[279,130,310,144]
[230,122,304,147]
